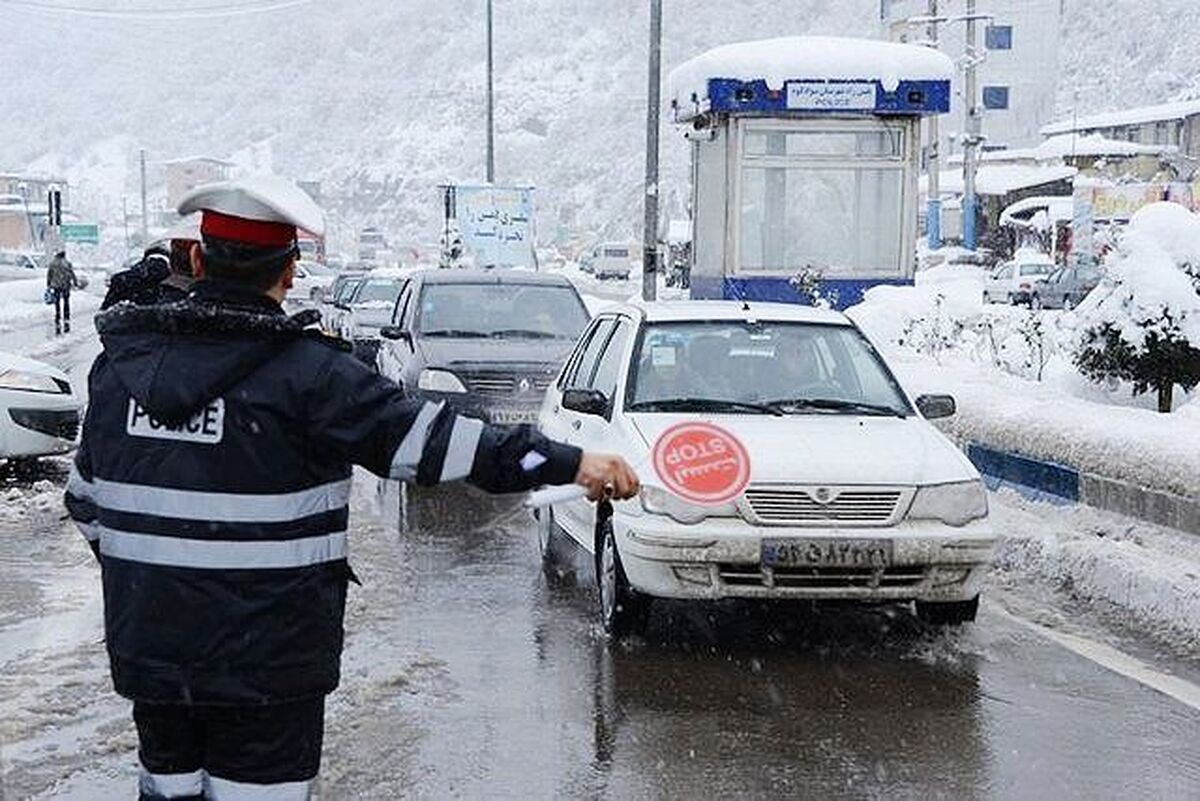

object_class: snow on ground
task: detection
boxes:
[848,260,1200,497]
[0,278,103,334]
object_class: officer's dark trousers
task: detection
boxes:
[133,698,325,800]
[53,288,70,332]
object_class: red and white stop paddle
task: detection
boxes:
[525,421,751,508]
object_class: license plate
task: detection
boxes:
[490,408,539,424]
[762,538,893,569]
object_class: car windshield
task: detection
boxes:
[417,282,589,339]
[627,320,911,416]
[1020,263,1052,275]
[336,279,364,302]
[353,280,402,304]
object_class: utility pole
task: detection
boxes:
[485,0,495,184]
[641,0,662,302]
[961,0,982,251]
[139,148,149,246]
[925,0,942,250]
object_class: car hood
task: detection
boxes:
[627,413,976,487]
[0,351,69,383]
[417,337,576,369]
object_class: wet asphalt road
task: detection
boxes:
[318,483,1200,800]
[2,322,1199,799]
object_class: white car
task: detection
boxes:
[982,258,1055,305]
[0,352,83,462]
[536,301,993,636]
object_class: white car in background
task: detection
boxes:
[536,301,993,636]
[982,256,1056,306]
[0,352,82,462]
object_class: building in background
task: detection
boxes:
[162,156,233,209]
[0,173,70,251]
[883,0,1062,152]
[1040,100,1200,177]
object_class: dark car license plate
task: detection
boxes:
[762,538,893,569]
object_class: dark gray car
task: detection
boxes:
[1033,264,1102,309]
[378,269,591,424]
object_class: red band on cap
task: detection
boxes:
[201,210,296,248]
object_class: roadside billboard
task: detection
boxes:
[444,184,536,269]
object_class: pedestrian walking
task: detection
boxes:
[45,249,79,334]
[64,175,637,800]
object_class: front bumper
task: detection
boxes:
[611,512,994,603]
[410,390,543,425]
[1,401,81,458]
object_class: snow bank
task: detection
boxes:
[668,35,953,106]
[991,493,1200,644]
[0,278,101,332]
[848,254,1200,499]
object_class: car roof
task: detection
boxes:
[410,268,574,287]
[601,300,852,325]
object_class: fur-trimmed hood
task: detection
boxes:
[95,281,328,425]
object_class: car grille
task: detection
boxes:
[742,487,906,526]
[459,370,554,398]
[719,564,928,589]
[9,408,80,441]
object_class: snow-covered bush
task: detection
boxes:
[1073,202,1200,413]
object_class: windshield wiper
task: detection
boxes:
[420,329,490,338]
[628,398,784,416]
[489,328,558,339]
[762,397,906,417]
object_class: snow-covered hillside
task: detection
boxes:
[0,0,1195,245]
[0,0,877,243]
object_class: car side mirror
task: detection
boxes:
[380,326,411,344]
[562,388,610,417]
[916,394,956,419]
[334,301,350,311]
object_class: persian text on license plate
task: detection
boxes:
[491,408,539,424]
[761,538,893,569]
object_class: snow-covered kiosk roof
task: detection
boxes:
[668,36,954,122]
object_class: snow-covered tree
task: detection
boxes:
[1073,202,1200,413]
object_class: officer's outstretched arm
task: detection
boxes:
[309,352,585,493]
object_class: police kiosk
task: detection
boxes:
[668,36,953,308]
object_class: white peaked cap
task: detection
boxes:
[177,174,325,237]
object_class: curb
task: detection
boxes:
[965,442,1200,535]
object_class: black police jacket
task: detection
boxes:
[65,280,580,705]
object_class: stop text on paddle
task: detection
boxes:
[651,422,751,505]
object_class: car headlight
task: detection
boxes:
[417,369,467,393]
[907,480,988,526]
[0,369,67,394]
[640,485,739,525]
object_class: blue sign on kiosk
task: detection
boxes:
[668,36,953,309]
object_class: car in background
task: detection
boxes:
[341,274,407,365]
[0,351,82,463]
[291,260,338,305]
[1033,264,1103,310]
[0,251,40,271]
[536,301,993,637]
[321,272,367,334]
[982,257,1055,305]
[377,269,591,425]
[593,243,635,280]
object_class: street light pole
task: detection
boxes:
[962,0,981,250]
[139,148,149,246]
[925,0,942,250]
[641,0,662,302]
[486,0,495,184]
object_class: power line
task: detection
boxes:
[0,0,316,20]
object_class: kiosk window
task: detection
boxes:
[738,166,904,276]
[743,129,903,159]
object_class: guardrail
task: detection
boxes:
[964,442,1200,535]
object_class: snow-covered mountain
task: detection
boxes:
[0,0,1194,246]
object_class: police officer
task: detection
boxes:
[64,175,637,800]
[101,217,200,309]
